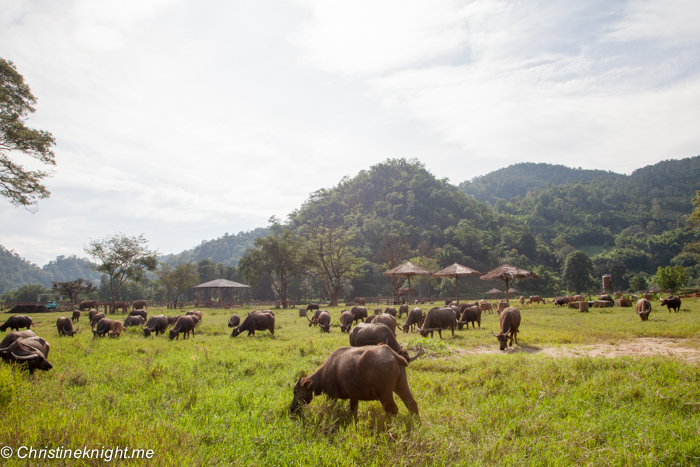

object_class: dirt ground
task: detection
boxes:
[456,338,700,362]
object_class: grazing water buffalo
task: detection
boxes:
[132,300,148,310]
[111,301,129,314]
[339,311,354,333]
[492,307,521,351]
[419,307,456,339]
[92,318,113,338]
[79,300,97,311]
[497,300,510,313]
[458,306,482,330]
[307,309,324,327]
[128,309,148,320]
[635,299,652,321]
[231,312,275,337]
[660,296,681,313]
[142,315,168,337]
[90,312,105,327]
[519,296,525,305]
[170,316,195,340]
[398,304,409,318]
[306,303,320,313]
[0,315,34,332]
[317,311,331,333]
[553,297,570,306]
[290,344,420,419]
[186,310,203,324]
[88,309,98,323]
[0,330,37,349]
[56,317,79,337]
[123,315,145,327]
[167,315,182,326]
[402,308,424,333]
[599,294,614,303]
[384,307,397,317]
[72,310,81,323]
[354,297,366,306]
[364,314,397,335]
[228,314,241,328]
[349,323,421,364]
[527,296,545,305]
[350,306,368,324]
[108,320,124,338]
[0,336,52,373]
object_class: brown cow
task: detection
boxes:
[492,307,521,350]
[635,299,652,321]
[290,344,419,419]
[108,320,124,338]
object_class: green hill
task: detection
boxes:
[160,227,269,267]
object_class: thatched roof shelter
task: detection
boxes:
[383,261,432,304]
[433,263,481,304]
[480,264,538,301]
[508,287,519,293]
[485,288,503,296]
[192,279,250,307]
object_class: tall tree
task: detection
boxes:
[562,250,596,294]
[157,263,199,307]
[84,233,158,305]
[51,278,97,304]
[239,227,307,302]
[1,58,56,209]
[655,266,686,293]
[303,224,364,306]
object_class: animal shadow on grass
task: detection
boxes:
[502,344,541,355]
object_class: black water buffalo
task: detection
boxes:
[123,315,145,327]
[354,297,366,306]
[0,330,37,349]
[307,309,325,327]
[306,303,320,313]
[142,315,168,337]
[598,294,614,303]
[398,304,409,318]
[339,311,354,333]
[364,314,397,335]
[660,296,681,313]
[419,307,456,338]
[458,306,482,330]
[0,337,52,373]
[553,297,570,307]
[228,314,241,328]
[56,317,79,337]
[128,309,148,320]
[0,315,33,332]
[290,345,419,419]
[231,312,275,337]
[349,323,421,364]
[88,309,99,323]
[635,299,652,321]
[402,307,424,333]
[92,318,113,339]
[79,300,97,311]
[71,310,81,323]
[170,316,196,340]
[132,300,148,310]
[350,306,368,324]
[492,307,521,350]
[90,312,105,327]
[384,307,397,317]
[167,315,182,326]
[317,311,331,333]
[186,310,203,324]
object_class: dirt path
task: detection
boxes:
[454,338,700,362]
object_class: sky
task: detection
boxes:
[1,0,699,266]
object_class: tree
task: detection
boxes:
[52,278,97,304]
[629,274,648,292]
[374,228,412,301]
[239,227,307,302]
[655,266,687,293]
[84,233,158,306]
[685,190,700,258]
[0,283,50,301]
[157,263,199,307]
[1,58,56,209]
[562,250,596,294]
[303,224,364,306]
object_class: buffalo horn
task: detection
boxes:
[408,348,425,362]
[491,330,499,337]
[503,327,511,335]
[11,352,40,360]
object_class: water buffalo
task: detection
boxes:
[79,300,97,311]
[398,304,409,318]
[306,303,320,313]
[56,317,79,337]
[553,297,570,306]
[90,312,106,327]
[492,307,521,351]
[170,316,196,340]
[660,296,681,313]
[92,318,113,339]
[290,344,419,419]
[497,300,510,313]
[317,311,331,333]
[123,315,145,327]
[402,307,424,333]
[186,310,203,324]
[364,314,397,335]
[88,308,99,323]
[0,315,34,332]
[142,315,168,337]
[527,295,545,305]
[307,309,324,327]
[519,296,525,305]
[598,294,614,303]
[0,330,37,349]
[132,300,148,310]
[458,306,482,330]
[384,307,397,317]
[635,299,652,321]
[0,337,52,373]
[231,312,275,337]
[350,306,368,324]
[71,310,81,323]
[167,315,182,326]
[111,301,129,314]
[339,311,354,333]
[349,323,421,364]
[108,320,124,338]
[128,309,148,320]
[419,307,456,339]
[479,300,493,314]
[228,314,241,328]
[354,297,366,306]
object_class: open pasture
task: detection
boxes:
[1,300,700,466]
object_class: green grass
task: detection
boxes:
[1,301,699,466]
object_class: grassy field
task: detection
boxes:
[1,299,700,466]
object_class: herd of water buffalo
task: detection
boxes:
[0,292,686,419]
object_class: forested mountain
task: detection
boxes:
[459,162,624,205]
[160,227,269,267]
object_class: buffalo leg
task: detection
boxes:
[349,399,359,420]
[394,377,419,417]
[381,395,399,417]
